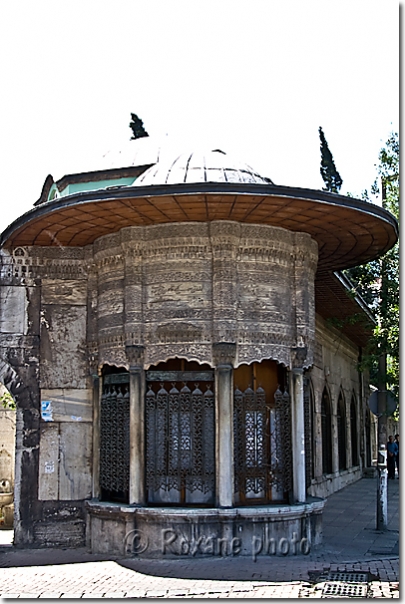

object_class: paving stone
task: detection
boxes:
[0,479,399,598]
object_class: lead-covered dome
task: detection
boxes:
[133,149,274,186]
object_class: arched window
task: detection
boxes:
[321,387,333,474]
[350,396,358,466]
[310,385,315,480]
[337,391,347,471]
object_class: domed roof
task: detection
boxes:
[1,144,398,276]
[133,149,273,186]
[96,136,164,170]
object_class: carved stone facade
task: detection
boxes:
[91,221,318,371]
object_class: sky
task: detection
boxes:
[0,1,399,232]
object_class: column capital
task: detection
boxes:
[292,367,305,376]
[291,345,308,370]
[87,343,99,377]
[125,344,145,370]
[212,342,236,368]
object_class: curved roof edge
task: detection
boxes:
[2,181,397,234]
[0,181,398,273]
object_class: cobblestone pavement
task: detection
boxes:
[0,478,399,598]
[0,557,399,598]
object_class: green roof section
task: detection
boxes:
[48,177,137,200]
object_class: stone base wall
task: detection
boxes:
[308,468,362,499]
[15,500,87,549]
[86,500,324,559]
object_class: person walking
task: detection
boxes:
[394,434,399,478]
[387,435,398,479]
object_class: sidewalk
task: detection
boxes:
[0,477,399,598]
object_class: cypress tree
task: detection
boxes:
[129,113,149,140]
[319,126,343,193]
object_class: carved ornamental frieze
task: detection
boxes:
[92,221,318,370]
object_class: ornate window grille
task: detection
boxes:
[234,385,292,503]
[145,371,215,505]
[99,375,130,503]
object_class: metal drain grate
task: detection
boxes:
[322,582,367,598]
[327,572,368,583]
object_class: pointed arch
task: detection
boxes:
[304,376,315,488]
[337,389,347,471]
[321,386,333,474]
[350,394,359,466]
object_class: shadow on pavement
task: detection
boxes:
[0,477,399,583]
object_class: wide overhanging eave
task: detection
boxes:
[0,182,398,273]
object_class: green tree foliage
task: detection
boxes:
[129,113,149,140]
[345,132,399,400]
[319,126,343,193]
[0,389,15,409]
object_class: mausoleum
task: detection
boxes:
[0,140,398,557]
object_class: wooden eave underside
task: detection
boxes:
[315,272,373,348]
[1,183,398,273]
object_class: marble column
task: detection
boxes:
[290,367,306,503]
[213,343,236,508]
[126,345,145,505]
[91,373,101,499]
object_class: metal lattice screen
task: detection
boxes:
[99,375,130,502]
[234,386,292,503]
[145,371,215,504]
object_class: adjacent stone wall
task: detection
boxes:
[0,247,92,546]
[308,315,367,498]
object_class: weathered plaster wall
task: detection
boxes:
[0,247,92,546]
